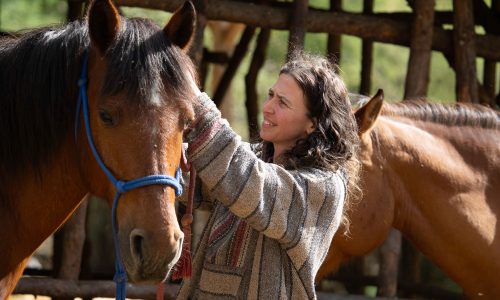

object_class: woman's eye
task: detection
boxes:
[99,110,115,126]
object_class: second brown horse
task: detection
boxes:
[319,91,500,298]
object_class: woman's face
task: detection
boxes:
[260,73,315,153]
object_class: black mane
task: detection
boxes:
[0,17,193,179]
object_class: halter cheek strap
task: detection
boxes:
[76,50,183,300]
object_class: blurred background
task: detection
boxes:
[2,0,498,140]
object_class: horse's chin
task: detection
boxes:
[123,236,184,283]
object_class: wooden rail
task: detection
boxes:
[116,0,500,61]
[14,277,179,299]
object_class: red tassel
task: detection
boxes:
[171,221,192,280]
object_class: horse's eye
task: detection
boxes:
[99,110,115,126]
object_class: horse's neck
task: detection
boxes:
[377,116,499,229]
[0,139,87,280]
[376,116,500,295]
[0,258,28,299]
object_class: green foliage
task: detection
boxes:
[0,0,67,31]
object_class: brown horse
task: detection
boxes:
[318,91,500,298]
[0,0,197,298]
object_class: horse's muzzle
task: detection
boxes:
[123,227,184,283]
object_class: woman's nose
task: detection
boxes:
[262,98,273,114]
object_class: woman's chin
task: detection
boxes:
[259,130,266,140]
[259,132,272,143]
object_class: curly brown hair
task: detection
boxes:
[259,51,361,233]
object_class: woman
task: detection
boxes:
[178,51,360,299]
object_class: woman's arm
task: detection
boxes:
[185,93,346,247]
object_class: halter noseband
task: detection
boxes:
[76,50,183,300]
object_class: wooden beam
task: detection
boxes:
[55,197,89,281]
[359,0,373,96]
[14,278,179,299]
[441,49,494,107]
[212,27,256,107]
[327,0,342,65]
[203,49,230,64]
[116,0,500,61]
[453,0,479,103]
[245,28,270,140]
[483,59,497,102]
[473,0,500,35]
[404,0,435,99]
[67,0,86,21]
[325,274,461,299]
[52,197,87,300]
[374,11,453,26]
[477,0,499,106]
[494,0,500,107]
[377,229,401,297]
[189,0,209,71]
[287,0,309,58]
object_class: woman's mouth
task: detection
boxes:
[262,119,276,127]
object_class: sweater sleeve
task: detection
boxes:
[185,93,346,249]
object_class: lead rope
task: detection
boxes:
[157,148,196,299]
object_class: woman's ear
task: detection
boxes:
[306,119,317,135]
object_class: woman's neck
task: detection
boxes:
[272,144,289,162]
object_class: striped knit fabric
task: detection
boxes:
[177,93,347,299]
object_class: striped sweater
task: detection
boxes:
[177,93,347,299]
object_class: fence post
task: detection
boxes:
[404,0,435,100]
[453,0,479,103]
[287,0,309,59]
[360,0,374,96]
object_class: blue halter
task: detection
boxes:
[76,51,183,300]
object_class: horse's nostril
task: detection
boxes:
[130,229,146,262]
[133,235,143,259]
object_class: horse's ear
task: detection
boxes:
[88,0,121,55]
[164,1,196,50]
[355,89,384,135]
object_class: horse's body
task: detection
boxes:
[319,92,500,298]
[0,0,196,298]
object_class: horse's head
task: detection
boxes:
[81,0,196,282]
[339,89,394,254]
